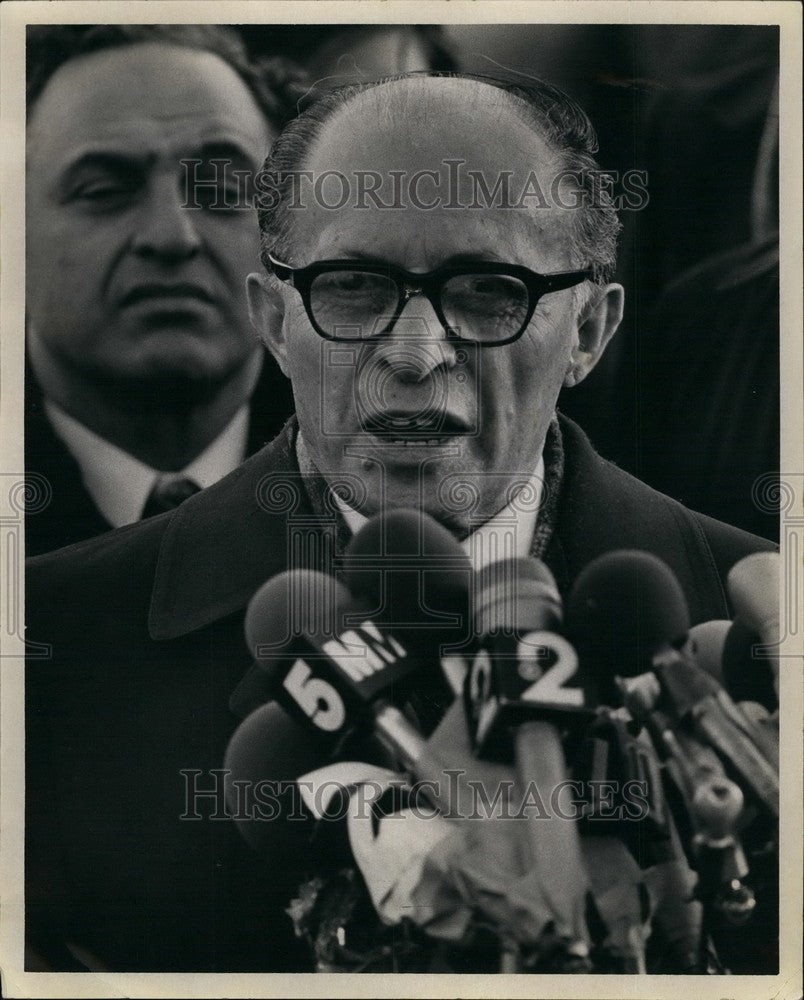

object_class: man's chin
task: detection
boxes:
[347,471,478,539]
[340,492,472,541]
[317,441,488,535]
[90,335,256,402]
[88,361,237,410]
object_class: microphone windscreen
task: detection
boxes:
[565,550,690,678]
[726,552,779,643]
[244,569,354,662]
[343,508,472,630]
[231,571,356,719]
[473,558,562,635]
[224,701,399,866]
[688,620,731,686]
[722,617,778,712]
[223,700,326,853]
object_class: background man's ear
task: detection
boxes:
[564,283,625,387]
[246,273,290,377]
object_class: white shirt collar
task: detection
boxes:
[44,401,250,528]
[302,434,545,572]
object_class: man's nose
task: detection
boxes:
[370,291,457,382]
[131,176,202,261]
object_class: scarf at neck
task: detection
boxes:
[291,417,565,560]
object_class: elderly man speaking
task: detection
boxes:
[26,73,773,973]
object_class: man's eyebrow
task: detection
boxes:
[331,249,511,267]
[435,251,510,267]
[328,249,392,264]
[57,152,148,193]
[58,140,259,188]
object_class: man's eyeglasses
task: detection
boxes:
[266,254,594,346]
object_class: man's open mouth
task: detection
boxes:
[361,410,470,444]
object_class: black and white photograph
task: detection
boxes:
[0,2,801,997]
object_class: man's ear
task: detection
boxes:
[563,283,625,387]
[246,272,291,377]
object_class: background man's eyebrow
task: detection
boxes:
[59,142,257,184]
[190,140,261,168]
[58,151,150,191]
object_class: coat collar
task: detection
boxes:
[148,424,342,639]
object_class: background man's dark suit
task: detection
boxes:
[24,352,294,557]
[25,415,773,972]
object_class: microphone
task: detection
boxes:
[727,551,780,705]
[690,554,780,715]
[685,618,778,717]
[564,551,777,965]
[463,557,595,969]
[231,568,354,721]
[567,551,778,816]
[565,549,690,688]
[343,507,472,635]
[224,696,427,939]
[722,617,778,714]
[343,508,473,733]
[464,557,596,760]
[238,567,439,773]
[726,552,779,652]
[690,778,756,927]
[652,651,779,816]
[224,699,334,855]
[688,620,732,687]
[564,551,696,858]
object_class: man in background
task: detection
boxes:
[24,25,300,555]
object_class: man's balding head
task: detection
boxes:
[258,73,621,285]
[247,72,625,532]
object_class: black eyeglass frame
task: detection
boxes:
[266,253,595,346]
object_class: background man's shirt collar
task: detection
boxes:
[44,401,249,528]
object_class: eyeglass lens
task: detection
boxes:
[308,269,531,342]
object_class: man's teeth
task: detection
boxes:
[387,437,450,446]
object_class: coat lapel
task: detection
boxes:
[147,428,340,640]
